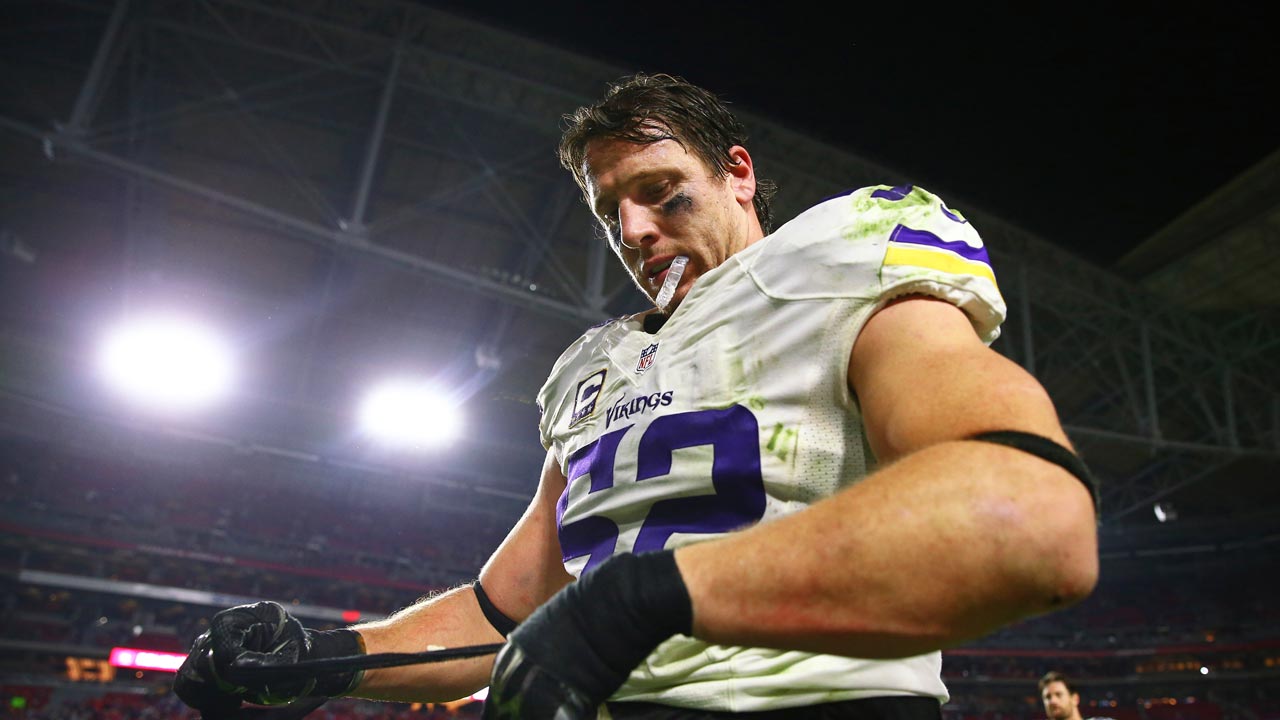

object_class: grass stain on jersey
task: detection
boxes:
[719,344,756,403]
[845,193,898,243]
[896,187,934,208]
[766,422,799,464]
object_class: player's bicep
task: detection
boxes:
[848,296,1069,464]
[477,448,574,623]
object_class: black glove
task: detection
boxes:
[483,551,693,720]
[174,601,364,718]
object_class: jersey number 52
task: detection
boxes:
[558,405,766,573]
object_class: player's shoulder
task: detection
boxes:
[774,183,978,256]
[743,183,976,301]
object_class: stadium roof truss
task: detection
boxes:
[1,0,1276,528]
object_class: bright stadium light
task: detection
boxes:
[98,315,234,412]
[358,379,462,448]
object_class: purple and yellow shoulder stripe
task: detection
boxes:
[872,184,1000,292]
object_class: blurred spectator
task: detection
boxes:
[3,434,1277,720]
[1039,671,1114,720]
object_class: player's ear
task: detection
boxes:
[726,145,756,206]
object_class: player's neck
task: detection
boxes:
[642,312,668,334]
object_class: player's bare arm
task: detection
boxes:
[339,449,574,703]
[673,294,1099,658]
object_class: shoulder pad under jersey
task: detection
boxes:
[741,184,1006,342]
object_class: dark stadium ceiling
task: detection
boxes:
[0,0,1277,538]
[419,1,1280,271]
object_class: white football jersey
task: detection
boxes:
[536,184,1005,712]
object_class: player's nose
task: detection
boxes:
[617,200,659,249]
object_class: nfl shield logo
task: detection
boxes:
[636,343,658,373]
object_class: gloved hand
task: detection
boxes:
[483,551,693,720]
[174,601,364,718]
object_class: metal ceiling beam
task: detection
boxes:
[475,183,580,373]
[171,25,346,226]
[1099,452,1240,524]
[345,40,403,233]
[0,116,604,327]
[141,0,593,136]
[62,0,131,136]
[7,0,1278,526]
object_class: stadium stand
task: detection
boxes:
[3,430,1277,719]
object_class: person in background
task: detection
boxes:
[1040,671,1115,720]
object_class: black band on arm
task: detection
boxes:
[968,430,1099,513]
[474,581,519,637]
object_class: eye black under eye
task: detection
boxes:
[661,192,693,214]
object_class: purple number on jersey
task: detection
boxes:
[558,426,631,572]
[558,405,766,573]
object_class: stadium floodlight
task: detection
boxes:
[358,379,462,448]
[98,315,234,412]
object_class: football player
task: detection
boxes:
[176,73,1098,720]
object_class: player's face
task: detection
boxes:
[1041,681,1079,720]
[582,137,756,312]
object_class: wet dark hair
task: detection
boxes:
[558,73,778,234]
[1039,671,1076,694]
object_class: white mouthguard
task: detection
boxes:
[653,255,689,310]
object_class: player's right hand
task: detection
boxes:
[174,601,363,718]
[174,624,245,718]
